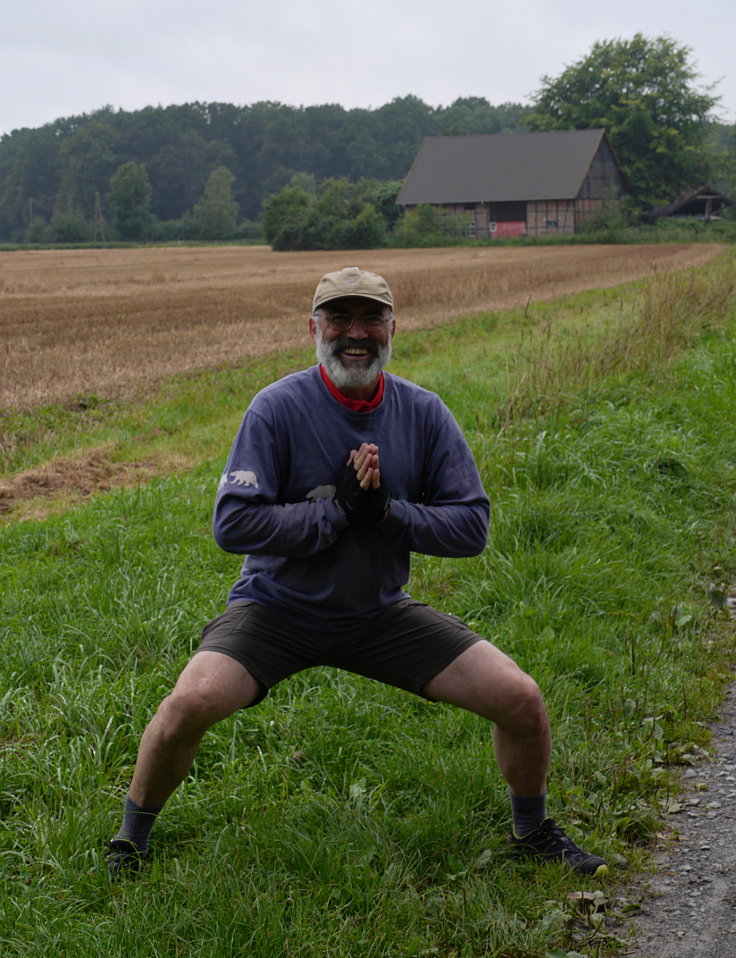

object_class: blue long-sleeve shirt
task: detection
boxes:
[213,365,489,629]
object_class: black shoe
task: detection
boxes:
[106,839,148,880]
[510,818,608,877]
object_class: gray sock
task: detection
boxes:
[510,791,547,838]
[114,795,163,853]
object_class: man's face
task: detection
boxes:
[310,296,394,389]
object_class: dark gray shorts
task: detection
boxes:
[196,598,483,706]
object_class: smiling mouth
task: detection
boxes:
[336,341,377,361]
[341,347,371,357]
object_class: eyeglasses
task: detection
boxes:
[317,311,390,332]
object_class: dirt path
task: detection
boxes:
[622,650,736,956]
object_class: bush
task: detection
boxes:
[392,205,473,247]
[50,209,89,243]
[261,176,401,250]
[146,214,197,242]
[233,219,264,242]
[26,216,51,243]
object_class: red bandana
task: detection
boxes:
[319,365,385,412]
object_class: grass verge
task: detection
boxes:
[1,253,736,956]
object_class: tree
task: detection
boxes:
[0,127,63,241]
[366,96,436,179]
[58,115,120,217]
[146,127,213,221]
[436,97,529,136]
[107,161,152,239]
[192,165,240,239]
[704,122,736,198]
[261,184,316,250]
[363,179,403,231]
[525,34,721,209]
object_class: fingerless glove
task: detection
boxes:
[334,464,390,524]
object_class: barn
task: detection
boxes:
[396,128,627,238]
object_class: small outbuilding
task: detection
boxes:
[651,185,734,222]
[396,128,627,238]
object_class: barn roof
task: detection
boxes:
[651,184,734,219]
[396,129,611,205]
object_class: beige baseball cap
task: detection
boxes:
[312,266,393,312]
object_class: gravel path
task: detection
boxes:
[622,670,736,956]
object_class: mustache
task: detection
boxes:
[332,337,380,356]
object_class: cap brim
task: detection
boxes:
[314,291,392,311]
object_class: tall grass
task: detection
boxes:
[1,253,736,956]
[498,253,736,421]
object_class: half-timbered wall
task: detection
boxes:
[527,200,574,235]
[437,201,528,237]
[578,139,625,200]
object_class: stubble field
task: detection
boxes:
[0,242,726,410]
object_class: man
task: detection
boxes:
[107,266,606,879]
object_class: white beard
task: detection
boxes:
[314,323,392,389]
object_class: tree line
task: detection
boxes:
[0,96,527,243]
[0,35,733,248]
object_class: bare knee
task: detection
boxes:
[498,673,549,739]
[150,651,259,742]
[154,684,225,740]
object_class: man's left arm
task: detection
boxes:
[379,408,490,558]
[380,487,490,558]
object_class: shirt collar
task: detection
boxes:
[319,365,385,412]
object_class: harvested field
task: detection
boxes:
[0,243,725,410]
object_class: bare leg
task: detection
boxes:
[423,641,608,876]
[128,651,261,807]
[423,641,551,796]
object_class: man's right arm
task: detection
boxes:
[212,407,349,557]
[214,494,348,557]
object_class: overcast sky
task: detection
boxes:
[2,0,734,138]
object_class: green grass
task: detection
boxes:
[0,347,314,477]
[2,253,736,956]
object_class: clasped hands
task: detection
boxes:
[334,442,391,524]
